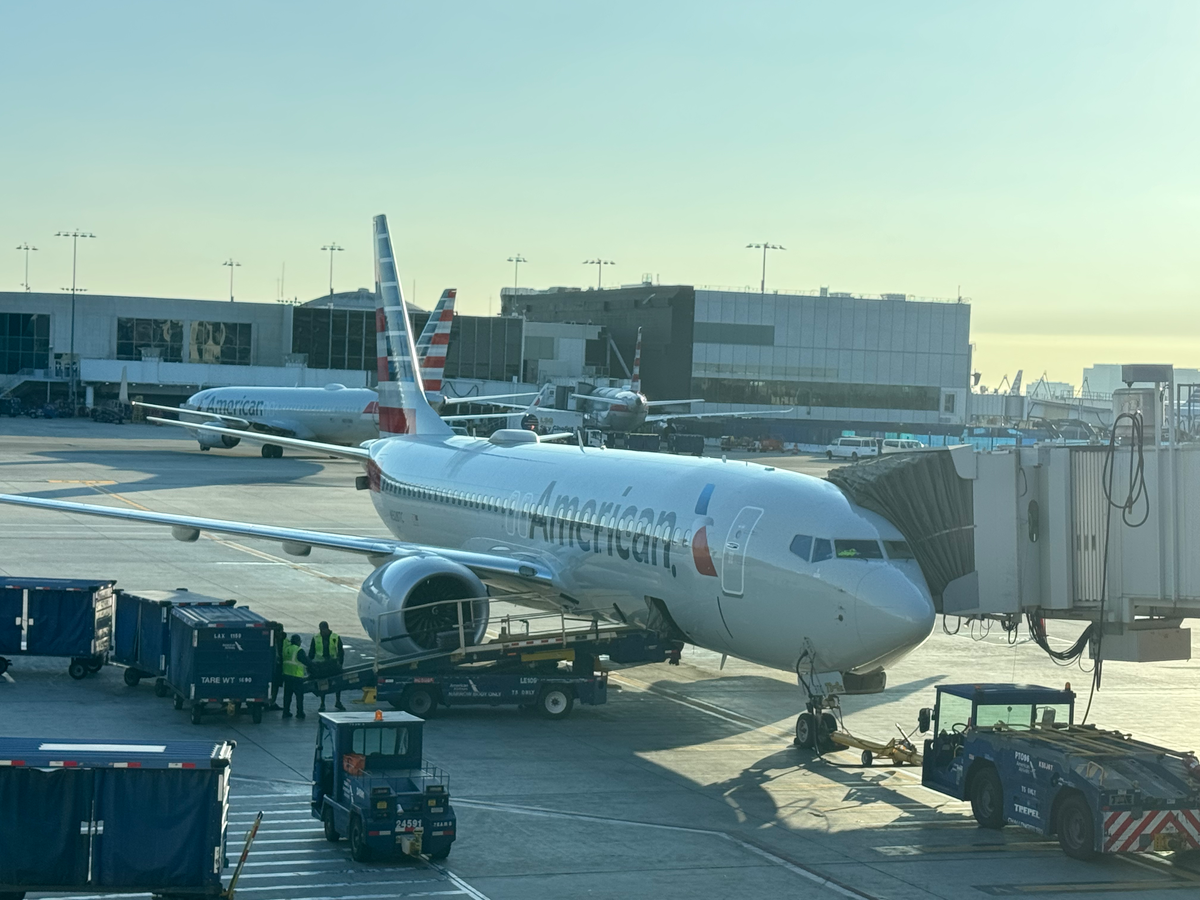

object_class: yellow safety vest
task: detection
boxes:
[312,633,340,663]
[282,642,305,678]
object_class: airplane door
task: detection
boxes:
[721,507,763,597]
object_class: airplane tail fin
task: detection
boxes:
[630,327,643,394]
[372,215,452,438]
[417,288,456,394]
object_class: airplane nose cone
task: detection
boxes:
[853,567,936,670]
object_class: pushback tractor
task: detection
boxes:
[311,711,456,863]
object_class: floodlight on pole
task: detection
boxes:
[15,243,38,292]
[746,242,785,296]
[222,258,241,302]
[55,229,96,411]
[321,243,344,296]
[582,258,615,289]
[507,254,527,290]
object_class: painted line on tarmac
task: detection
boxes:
[454,798,876,900]
[1,672,14,683]
[608,671,794,738]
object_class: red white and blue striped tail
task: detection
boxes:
[416,288,455,394]
[373,215,452,438]
[630,326,643,394]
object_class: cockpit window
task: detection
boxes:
[811,538,833,562]
[789,534,812,561]
[884,540,916,560]
[834,539,884,560]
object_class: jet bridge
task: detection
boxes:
[831,365,1197,663]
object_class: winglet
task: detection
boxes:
[373,215,451,438]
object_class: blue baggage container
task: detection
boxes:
[0,577,115,680]
[111,589,235,689]
[0,737,234,896]
[167,606,276,725]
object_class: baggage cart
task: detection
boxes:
[0,577,114,679]
[166,606,275,725]
[111,589,234,693]
[0,737,236,898]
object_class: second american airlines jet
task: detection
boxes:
[0,215,935,747]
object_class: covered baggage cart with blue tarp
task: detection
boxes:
[167,606,275,725]
[0,577,115,680]
[111,589,234,692]
[0,738,234,898]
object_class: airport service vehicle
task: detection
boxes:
[918,683,1200,859]
[0,576,114,679]
[0,214,936,743]
[165,605,275,725]
[133,289,457,455]
[825,436,880,460]
[312,711,456,862]
[0,738,238,899]
[881,438,924,453]
[110,588,234,692]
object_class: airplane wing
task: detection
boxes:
[133,401,251,430]
[571,393,623,405]
[146,416,370,461]
[0,493,557,590]
[440,392,536,407]
[644,398,705,407]
[647,407,794,423]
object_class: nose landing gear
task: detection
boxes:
[793,643,845,754]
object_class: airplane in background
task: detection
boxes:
[0,214,935,748]
[134,289,458,456]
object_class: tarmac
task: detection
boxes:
[1,418,1198,900]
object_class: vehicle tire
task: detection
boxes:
[154,678,169,698]
[401,687,436,718]
[173,694,185,710]
[200,445,210,451]
[538,686,574,719]
[190,704,204,725]
[68,659,88,680]
[322,807,341,842]
[123,668,142,687]
[851,452,859,461]
[970,765,1005,829]
[348,814,370,862]
[794,712,816,749]
[251,704,263,724]
[86,655,104,673]
[1056,793,1097,860]
[861,750,874,767]
[826,451,833,460]
[0,657,9,676]
[430,846,450,860]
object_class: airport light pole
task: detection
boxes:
[583,258,614,289]
[222,258,241,302]
[321,242,344,296]
[507,254,527,290]
[746,242,785,296]
[16,243,38,291]
[55,230,95,411]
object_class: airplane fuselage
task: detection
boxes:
[186,385,380,446]
[577,387,648,431]
[365,435,935,675]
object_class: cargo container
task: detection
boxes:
[111,589,234,693]
[0,737,234,898]
[0,577,115,679]
[626,432,661,452]
[667,433,704,456]
[166,606,275,725]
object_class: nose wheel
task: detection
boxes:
[794,709,839,753]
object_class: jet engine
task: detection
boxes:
[196,429,241,449]
[357,556,489,658]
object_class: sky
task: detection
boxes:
[2,1,1197,389]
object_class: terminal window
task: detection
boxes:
[191,321,252,365]
[116,318,184,363]
[692,377,940,411]
[0,313,50,374]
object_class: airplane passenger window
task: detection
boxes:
[811,538,833,562]
[673,528,683,546]
[884,540,916,560]
[683,530,692,547]
[834,539,884,559]
[789,534,812,561]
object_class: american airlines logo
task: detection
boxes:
[199,399,265,417]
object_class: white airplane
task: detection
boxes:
[133,289,457,457]
[0,214,935,745]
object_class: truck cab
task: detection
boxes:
[311,711,456,862]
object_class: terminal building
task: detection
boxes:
[503,283,972,441]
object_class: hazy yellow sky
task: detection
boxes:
[3,2,1197,389]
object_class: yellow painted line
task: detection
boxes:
[983,881,1195,895]
[47,479,117,485]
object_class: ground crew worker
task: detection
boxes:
[309,621,346,712]
[281,634,308,719]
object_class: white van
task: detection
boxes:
[825,437,880,460]
[882,438,925,454]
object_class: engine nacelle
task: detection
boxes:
[357,556,489,657]
[195,429,241,449]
